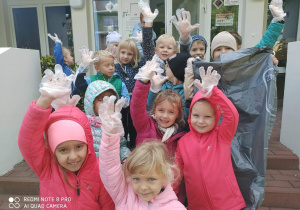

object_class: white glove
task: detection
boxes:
[138,0,159,23]
[98,95,125,136]
[79,47,99,69]
[105,43,117,58]
[150,73,169,93]
[185,57,195,73]
[48,33,62,45]
[269,0,286,23]
[194,66,220,98]
[51,95,81,110]
[134,60,164,81]
[39,64,74,99]
[170,8,200,41]
[130,31,143,43]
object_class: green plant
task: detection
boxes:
[40,55,55,76]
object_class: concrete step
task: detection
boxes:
[267,141,299,170]
[261,169,300,209]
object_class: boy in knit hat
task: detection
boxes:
[210,31,237,61]
[147,53,191,122]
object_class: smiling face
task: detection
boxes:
[155,38,177,61]
[154,100,179,128]
[94,57,115,77]
[189,40,206,59]
[190,100,216,134]
[131,168,166,202]
[55,140,88,172]
[213,46,234,61]
[119,48,134,65]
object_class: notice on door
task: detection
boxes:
[215,13,234,26]
[224,0,239,6]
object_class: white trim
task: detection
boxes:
[165,0,172,34]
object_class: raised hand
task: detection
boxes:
[79,47,99,69]
[98,95,125,136]
[47,33,62,45]
[134,60,164,81]
[130,31,143,43]
[269,0,286,23]
[185,57,196,73]
[194,66,220,97]
[170,8,200,42]
[138,0,159,23]
[105,43,117,58]
[150,73,169,93]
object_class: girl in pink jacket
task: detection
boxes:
[98,95,186,210]
[175,67,246,210]
[18,67,114,210]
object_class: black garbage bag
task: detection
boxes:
[193,47,278,209]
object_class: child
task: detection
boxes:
[131,60,186,157]
[97,95,186,209]
[147,53,191,122]
[48,33,79,96]
[75,50,130,102]
[84,80,130,162]
[18,69,114,209]
[105,31,122,59]
[175,67,246,210]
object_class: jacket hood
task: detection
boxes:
[188,88,221,134]
[84,80,118,116]
[44,106,94,157]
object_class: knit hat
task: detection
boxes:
[210,31,237,57]
[106,31,122,46]
[47,120,87,153]
[166,53,191,82]
[189,35,208,53]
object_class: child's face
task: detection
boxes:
[64,50,74,66]
[95,57,115,77]
[155,39,177,61]
[119,48,134,65]
[213,46,234,61]
[189,41,206,59]
[154,100,179,128]
[190,100,215,133]
[110,42,119,48]
[55,140,87,172]
[93,90,116,115]
[131,168,166,202]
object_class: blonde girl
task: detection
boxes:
[131,60,187,157]
[97,95,185,209]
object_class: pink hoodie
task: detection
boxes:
[99,132,186,210]
[18,101,114,210]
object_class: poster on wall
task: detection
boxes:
[213,0,223,9]
[124,13,140,37]
[215,13,234,26]
[224,0,239,6]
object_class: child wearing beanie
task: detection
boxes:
[18,70,114,210]
[211,31,237,61]
[106,31,122,48]
[147,53,191,123]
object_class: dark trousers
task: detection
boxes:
[121,106,137,150]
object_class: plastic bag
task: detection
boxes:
[193,47,278,209]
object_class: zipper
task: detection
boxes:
[76,178,80,196]
[148,202,151,210]
[197,140,213,209]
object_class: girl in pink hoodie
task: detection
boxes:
[18,67,114,210]
[98,95,186,210]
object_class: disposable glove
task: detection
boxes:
[185,57,196,73]
[150,73,169,93]
[269,0,286,23]
[170,8,200,41]
[130,31,143,43]
[79,47,99,69]
[48,33,62,45]
[51,95,81,110]
[98,95,125,136]
[138,0,159,23]
[194,66,221,97]
[105,43,117,58]
[134,60,164,81]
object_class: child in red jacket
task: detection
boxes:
[18,66,114,210]
[175,67,245,210]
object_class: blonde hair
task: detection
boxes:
[92,50,114,65]
[155,34,179,53]
[149,89,184,126]
[123,140,180,185]
[116,39,140,68]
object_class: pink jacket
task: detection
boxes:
[130,80,186,157]
[18,101,114,210]
[99,132,186,210]
[175,87,246,210]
